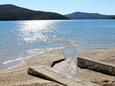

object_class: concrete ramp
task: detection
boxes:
[28,66,95,86]
[78,57,115,76]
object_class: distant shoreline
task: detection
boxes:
[0,18,115,21]
[0,4,115,20]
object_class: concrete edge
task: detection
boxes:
[77,57,115,76]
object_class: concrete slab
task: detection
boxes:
[78,57,115,76]
[28,66,96,86]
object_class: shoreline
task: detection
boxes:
[0,47,64,71]
[1,48,115,71]
[1,47,114,71]
[0,48,115,86]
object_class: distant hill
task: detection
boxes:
[66,12,112,19]
[0,4,68,20]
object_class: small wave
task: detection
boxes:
[27,49,42,54]
[25,47,64,59]
[27,47,64,54]
[2,58,22,65]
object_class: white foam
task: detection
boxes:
[2,47,64,70]
[2,58,22,65]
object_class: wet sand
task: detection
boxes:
[0,48,115,86]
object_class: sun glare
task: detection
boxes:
[19,20,54,43]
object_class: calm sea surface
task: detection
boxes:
[0,20,115,69]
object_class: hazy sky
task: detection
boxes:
[0,0,115,15]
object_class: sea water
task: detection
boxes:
[0,20,115,69]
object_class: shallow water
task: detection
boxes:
[0,20,115,69]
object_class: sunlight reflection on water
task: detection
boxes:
[19,21,55,43]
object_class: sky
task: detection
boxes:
[0,0,115,15]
